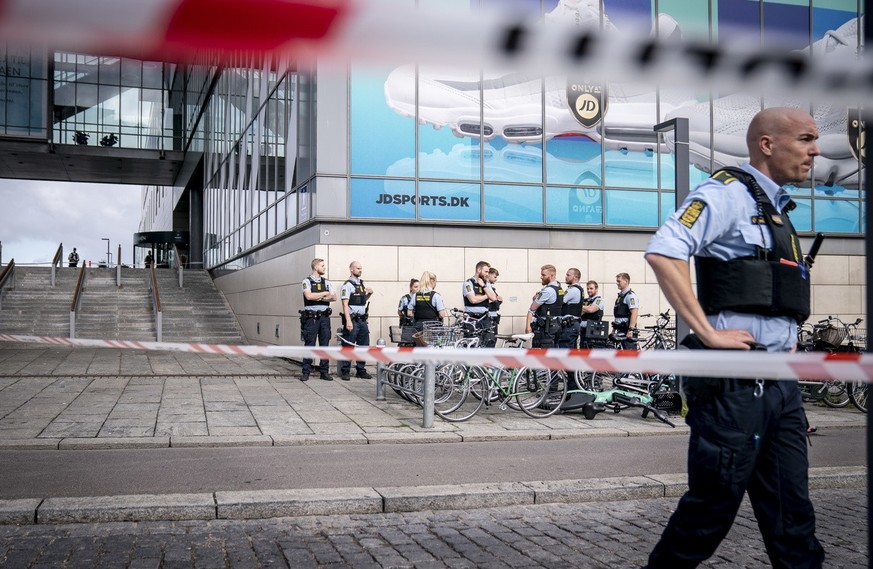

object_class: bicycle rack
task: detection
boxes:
[376,360,436,428]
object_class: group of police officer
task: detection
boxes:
[299,258,373,382]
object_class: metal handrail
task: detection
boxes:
[0,259,15,310]
[51,243,63,286]
[172,244,184,288]
[116,244,122,286]
[69,262,87,338]
[147,265,163,342]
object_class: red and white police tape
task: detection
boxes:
[0,0,867,104]
[1,334,870,383]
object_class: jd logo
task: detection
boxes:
[566,80,607,128]
[848,108,865,162]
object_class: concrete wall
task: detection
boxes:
[213,224,866,347]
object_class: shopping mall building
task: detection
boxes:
[2,0,866,345]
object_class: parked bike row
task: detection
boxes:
[376,309,682,426]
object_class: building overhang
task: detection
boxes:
[0,138,185,186]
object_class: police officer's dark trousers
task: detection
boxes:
[340,319,370,376]
[648,378,824,569]
[557,321,580,349]
[302,314,331,376]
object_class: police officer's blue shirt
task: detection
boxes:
[645,162,796,351]
[398,293,413,313]
[407,289,447,313]
[613,288,639,326]
[341,277,367,315]
[564,284,582,307]
[531,280,559,311]
[301,276,334,312]
[462,279,491,314]
[581,295,606,327]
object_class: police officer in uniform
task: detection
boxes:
[397,278,419,326]
[408,271,448,330]
[485,268,503,346]
[643,108,824,568]
[612,272,639,349]
[524,264,564,348]
[462,261,497,344]
[339,261,373,381]
[300,258,336,381]
[68,247,80,268]
[579,280,606,348]
[558,268,583,349]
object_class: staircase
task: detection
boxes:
[0,266,76,336]
[155,269,245,344]
[0,267,245,344]
[76,268,155,340]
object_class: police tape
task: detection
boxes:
[0,0,866,103]
[1,333,871,383]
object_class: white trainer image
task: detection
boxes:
[383,1,692,150]
[664,17,864,188]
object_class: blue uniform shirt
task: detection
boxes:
[340,278,367,316]
[645,163,797,352]
[531,280,559,312]
[462,279,491,314]
[564,284,583,308]
[301,277,334,312]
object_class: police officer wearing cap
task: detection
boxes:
[339,261,373,381]
[558,268,583,349]
[462,261,497,345]
[612,272,639,349]
[579,280,606,348]
[524,264,564,348]
[300,258,336,381]
[643,108,824,568]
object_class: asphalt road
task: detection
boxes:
[0,428,864,499]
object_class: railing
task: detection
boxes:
[116,244,122,286]
[69,262,87,338]
[147,265,163,342]
[51,243,63,286]
[0,259,15,310]
[171,244,184,288]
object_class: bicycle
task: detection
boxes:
[434,332,569,422]
[796,316,858,409]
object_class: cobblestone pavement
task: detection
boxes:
[0,488,865,568]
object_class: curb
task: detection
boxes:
[0,466,865,526]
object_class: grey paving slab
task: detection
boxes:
[377,482,535,513]
[0,499,40,524]
[37,493,215,523]
[58,437,170,450]
[525,476,665,504]
[216,488,383,519]
[171,435,273,448]
[154,423,209,437]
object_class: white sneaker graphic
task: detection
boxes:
[383,2,692,149]
[664,17,863,187]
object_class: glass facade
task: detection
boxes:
[1,45,48,138]
[51,53,178,150]
[198,0,864,270]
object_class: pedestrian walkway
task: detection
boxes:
[0,342,867,529]
[0,343,865,450]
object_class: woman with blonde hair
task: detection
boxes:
[407,271,448,329]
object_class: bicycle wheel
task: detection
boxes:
[848,380,868,413]
[515,368,568,418]
[573,370,610,392]
[821,380,850,408]
[435,365,487,422]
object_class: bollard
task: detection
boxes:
[375,337,386,401]
[422,361,435,428]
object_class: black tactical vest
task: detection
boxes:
[303,276,330,308]
[561,284,584,317]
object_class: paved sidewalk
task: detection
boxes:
[0,343,866,450]
[0,343,867,530]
